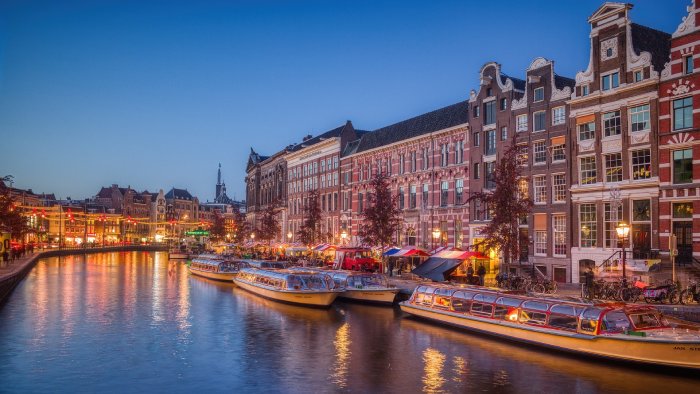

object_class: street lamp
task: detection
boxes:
[616,221,630,280]
[340,230,347,245]
[432,228,441,250]
[287,231,293,242]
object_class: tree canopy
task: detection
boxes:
[358,172,402,249]
[297,189,322,246]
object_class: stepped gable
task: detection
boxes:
[355,100,470,154]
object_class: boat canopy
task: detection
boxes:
[238,267,336,290]
[386,247,430,257]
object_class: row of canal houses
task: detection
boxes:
[245,2,700,283]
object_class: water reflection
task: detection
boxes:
[0,252,698,394]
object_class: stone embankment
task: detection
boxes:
[0,245,168,304]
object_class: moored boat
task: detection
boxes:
[168,250,190,260]
[327,271,399,304]
[233,267,342,307]
[400,283,700,370]
[188,258,249,281]
[243,259,289,270]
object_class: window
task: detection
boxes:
[552,174,566,202]
[358,193,363,213]
[673,149,693,184]
[333,156,338,169]
[673,202,693,218]
[343,192,349,211]
[517,114,528,132]
[411,151,417,172]
[422,148,429,170]
[473,132,480,147]
[552,107,565,125]
[473,162,480,179]
[422,184,429,209]
[631,149,651,180]
[534,141,546,164]
[409,184,416,209]
[387,156,392,175]
[580,204,597,247]
[517,144,529,166]
[398,187,405,210]
[500,97,507,110]
[473,105,480,118]
[455,140,464,164]
[399,154,405,174]
[485,130,496,155]
[673,97,693,130]
[535,231,547,255]
[534,111,546,132]
[580,156,597,185]
[685,55,694,74]
[634,70,643,82]
[633,199,651,222]
[485,162,496,189]
[534,176,547,203]
[630,105,650,133]
[484,101,496,125]
[455,179,463,205]
[579,121,595,141]
[321,159,325,172]
[552,142,565,162]
[501,126,508,141]
[553,215,566,256]
[534,87,544,102]
[603,110,621,137]
[602,72,619,90]
[440,181,449,207]
[604,153,623,182]
[604,203,622,248]
[487,88,493,96]
[582,85,589,96]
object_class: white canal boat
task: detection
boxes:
[188,258,249,282]
[327,271,399,304]
[400,283,700,370]
[233,267,342,307]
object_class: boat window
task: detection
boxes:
[550,305,581,316]
[519,310,547,325]
[414,287,436,305]
[287,276,302,290]
[452,291,475,300]
[548,314,578,331]
[470,303,493,317]
[450,294,472,313]
[473,293,497,303]
[494,305,519,321]
[579,308,603,333]
[521,301,549,312]
[433,294,451,309]
[581,308,603,320]
[602,310,631,333]
[496,297,523,308]
[629,313,662,329]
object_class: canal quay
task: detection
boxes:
[0,250,699,394]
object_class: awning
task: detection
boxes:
[433,249,488,259]
[286,246,309,252]
[429,246,449,255]
[391,247,431,257]
[313,243,337,252]
[411,257,463,282]
[383,247,401,256]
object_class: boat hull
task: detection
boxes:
[400,303,700,370]
[340,288,399,304]
[169,252,189,260]
[189,268,238,282]
[234,278,340,307]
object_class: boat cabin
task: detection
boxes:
[409,285,668,336]
[237,268,337,291]
[243,260,289,270]
[190,259,249,273]
[328,271,390,289]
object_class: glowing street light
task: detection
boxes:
[616,221,630,280]
[432,228,441,250]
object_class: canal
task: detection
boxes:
[0,251,697,393]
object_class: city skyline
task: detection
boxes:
[0,0,687,201]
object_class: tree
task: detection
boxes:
[0,175,30,240]
[258,204,280,245]
[231,204,249,242]
[297,189,322,247]
[209,211,227,241]
[359,172,402,272]
[467,143,532,269]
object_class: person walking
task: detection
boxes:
[477,263,486,286]
[466,263,474,284]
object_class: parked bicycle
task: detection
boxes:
[643,279,681,304]
[680,280,700,305]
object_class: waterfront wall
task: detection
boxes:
[0,245,168,305]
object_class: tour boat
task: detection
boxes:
[327,271,399,304]
[233,267,342,307]
[400,284,700,370]
[188,258,249,281]
[168,250,190,260]
[243,259,289,270]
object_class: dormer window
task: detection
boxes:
[500,98,507,111]
[602,72,619,91]
[684,55,694,74]
[473,105,480,118]
[606,48,613,58]
[582,85,589,96]
[487,88,493,96]
[534,87,544,102]
[634,70,643,82]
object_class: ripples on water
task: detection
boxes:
[0,252,697,393]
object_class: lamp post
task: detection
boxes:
[432,228,441,251]
[340,230,347,246]
[287,231,292,243]
[616,221,630,280]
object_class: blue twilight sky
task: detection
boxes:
[0,0,688,201]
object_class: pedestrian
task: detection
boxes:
[467,263,474,284]
[584,267,595,298]
[2,250,8,264]
[477,263,486,286]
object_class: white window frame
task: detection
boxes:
[553,215,566,257]
[516,114,528,132]
[533,140,546,164]
[535,230,547,256]
[533,111,546,132]
[604,152,623,183]
[629,104,650,133]
[552,173,566,203]
[601,70,620,91]
[534,87,545,102]
[579,155,597,185]
[552,106,566,126]
[533,175,547,204]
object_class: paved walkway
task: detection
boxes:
[0,253,39,281]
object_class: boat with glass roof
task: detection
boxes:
[188,258,249,281]
[233,267,342,307]
[400,283,700,369]
[326,271,399,304]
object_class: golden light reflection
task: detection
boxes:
[451,356,468,383]
[330,322,351,388]
[422,348,446,394]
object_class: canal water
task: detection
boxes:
[0,252,697,393]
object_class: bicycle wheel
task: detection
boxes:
[533,284,545,294]
[668,291,680,305]
[549,281,557,294]
[680,289,694,305]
